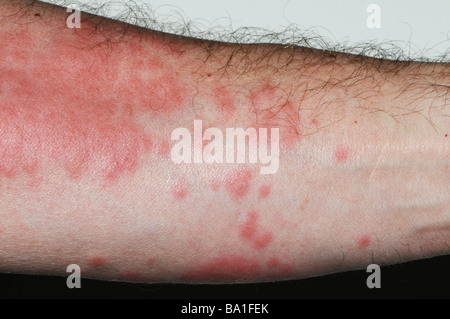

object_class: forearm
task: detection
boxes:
[0,0,448,283]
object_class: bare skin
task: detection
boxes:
[0,0,448,284]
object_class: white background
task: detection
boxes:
[44,0,450,60]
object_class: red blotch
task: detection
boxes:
[239,211,273,249]
[311,118,319,127]
[239,210,258,240]
[135,75,188,114]
[258,185,271,199]
[166,40,186,57]
[183,255,260,281]
[267,257,280,268]
[252,84,302,148]
[253,231,273,249]
[334,145,349,162]
[0,22,197,184]
[445,134,448,138]
[225,166,252,200]
[123,43,188,115]
[171,181,188,199]
[154,138,170,157]
[89,256,106,267]
[213,86,236,118]
[206,73,212,77]
[358,235,371,248]
[354,120,358,124]
[266,257,293,277]
[0,70,153,183]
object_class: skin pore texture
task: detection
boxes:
[0,0,448,284]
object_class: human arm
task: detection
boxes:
[0,0,448,283]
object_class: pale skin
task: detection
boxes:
[0,0,448,284]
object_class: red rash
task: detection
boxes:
[89,256,106,267]
[147,34,187,58]
[171,181,188,199]
[225,166,252,200]
[0,19,192,184]
[0,94,152,182]
[240,211,258,240]
[252,83,302,148]
[134,74,188,114]
[267,257,280,268]
[358,235,371,248]
[239,211,273,249]
[165,40,187,58]
[334,145,349,162]
[153,138,171,157]
[253,232,273,249]
[258,185,271,199]
[71,22,190,115]
[213,86,236,118]
[266,258,293,277]
[183,255,261,281]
